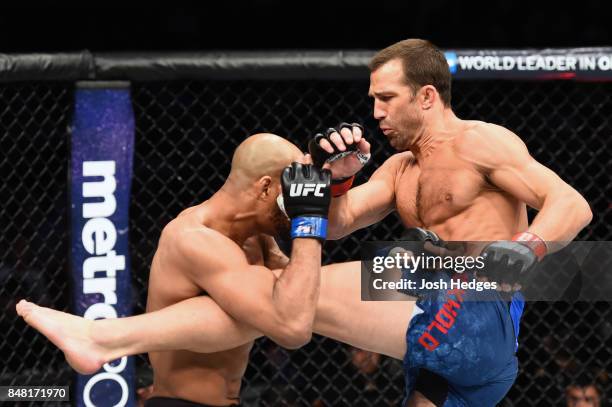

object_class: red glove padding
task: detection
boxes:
[331,175,354,197]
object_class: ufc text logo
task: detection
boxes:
[289,183,326,197]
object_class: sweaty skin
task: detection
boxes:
[144,133,332,405]
[21,132,327,406]
[328,59,591,247]
[17,57,592,406]
[16,132,411,406]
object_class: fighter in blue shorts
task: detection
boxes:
[396,229,525,406]
[404,288,523,406]
[308,38,591,405]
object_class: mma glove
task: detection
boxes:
[281,162,332,241]
[401,227,444,245]
[481,232,547,286]
[391,228,449,298]
[372,227,442,263]
[308,123,371,197]
[400,228,449,258]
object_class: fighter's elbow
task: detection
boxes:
[567,188,593,229]
[566,189,593,229]
[274,323,313,349]
[283,333,313,350]
[578,199,593,228]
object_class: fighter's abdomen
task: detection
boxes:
[150,344,253,404]
[429,192,527,242]
[146,247,254,405]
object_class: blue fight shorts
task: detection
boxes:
[402,272,524,406]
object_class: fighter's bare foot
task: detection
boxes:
[16,300,107,374]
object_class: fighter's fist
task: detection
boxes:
[481,232,547,290]
[281,162,331,240]
[401,227,443,245]
[481,241,538,287]
[308,123,371,180]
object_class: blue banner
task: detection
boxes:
[70,82,135,407]
[444,47,612,81]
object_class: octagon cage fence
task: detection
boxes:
[0,49,611,406]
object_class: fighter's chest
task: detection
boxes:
[395,162,484,226]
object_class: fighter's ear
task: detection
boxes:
[256,175,273,199]
[420,85,437,110]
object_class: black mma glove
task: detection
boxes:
[308,123,371,197]
[481,232,547,286]
[281,162,332,241]
[388,228,449,297]
[308,123,369,167]
[400,228,448,269]
[401,227,443,245]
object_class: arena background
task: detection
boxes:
[1,3,611,406]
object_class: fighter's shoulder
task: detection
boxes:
[374,151,415,175]
[161,219,245,267]
[455,121,528,162]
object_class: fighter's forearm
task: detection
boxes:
[271,238,322,346]
[327,195,355,240]
[528,187,592,253]
[326,179,396,240]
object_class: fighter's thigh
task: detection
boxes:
[315,261,414,360]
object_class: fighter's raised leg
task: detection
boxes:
[17,261,414,372]
[16,296,261,374]
[315,261,413,360]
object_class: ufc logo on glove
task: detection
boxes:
[281,163,331,241]
[289,183,326,197]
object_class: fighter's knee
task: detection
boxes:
[276,323,313,349]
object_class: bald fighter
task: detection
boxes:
[18,39,592,406]
[23,133,337,407]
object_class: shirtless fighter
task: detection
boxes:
[17,39,592,406]
[20,133,338,406]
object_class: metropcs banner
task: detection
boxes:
[70,82,135,407]
[443,47,612,80]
